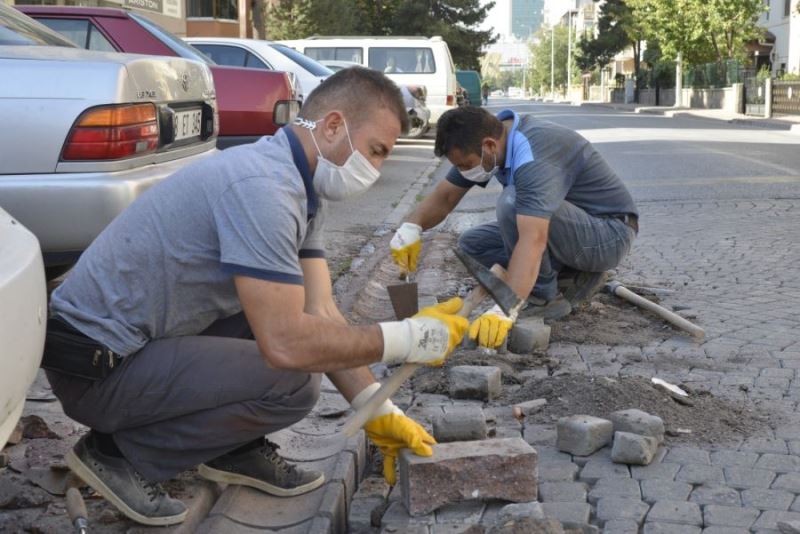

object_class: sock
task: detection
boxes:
[92,431,124,458]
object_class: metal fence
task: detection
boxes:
[683,60,745,88]
[772,80,800,115]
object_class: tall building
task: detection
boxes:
[510,0,544,40]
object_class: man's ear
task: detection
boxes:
[319,111,345,141]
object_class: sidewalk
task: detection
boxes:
[581,101,800,132]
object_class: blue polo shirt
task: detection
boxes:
[446,110,637,219]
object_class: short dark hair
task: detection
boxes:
[300,67,409,134]
[434,107,503,158]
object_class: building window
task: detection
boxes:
[187,0,238,20]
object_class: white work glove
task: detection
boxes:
[390,222,423,275]
[378,297,469,366]
[469,304,514,349]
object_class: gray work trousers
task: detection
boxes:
[46,313,321,482]
[458,185,636,301]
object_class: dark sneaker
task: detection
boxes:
[522,294,573,321]
[66,433,187,526]
[198,440,325,497]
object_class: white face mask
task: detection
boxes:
[460,145,497,184]
[299,117,381,201]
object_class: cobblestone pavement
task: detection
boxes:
[352,105,800,533]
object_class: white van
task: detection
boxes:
[280,36,457,124]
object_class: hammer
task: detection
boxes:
[341,248,525,437]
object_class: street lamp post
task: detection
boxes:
[567,10,572,99]
[550,26,555,99]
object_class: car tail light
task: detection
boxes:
[62,104,159,161]
[274,100,301,126]
[446,94,455,106]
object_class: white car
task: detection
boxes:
[185,37,332,102]
[0,4,218,279]
[0,207,47,450]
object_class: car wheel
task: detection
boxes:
[405,117,428,139]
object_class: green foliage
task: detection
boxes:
[780,72,800,81]
[527,25,581,95]
[263,0,496,71]
[264,0,318,41]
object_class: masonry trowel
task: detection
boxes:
[386,272,418,320]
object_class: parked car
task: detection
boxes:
[401,85,431,139]
[0,207,47,449]
[0,4,218,276]
[281,36,457,124]
[18,6,300,148]
[185,37,332,102]
[456,70,482,107]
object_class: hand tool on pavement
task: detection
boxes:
[65,473,89,533]
[386,273,419,320]
[605,280,705,340]
[342,249,525,437]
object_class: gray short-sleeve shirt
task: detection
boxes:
[50,128,324,356]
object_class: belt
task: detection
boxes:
[611,213,638,234]
[42,317,122,381]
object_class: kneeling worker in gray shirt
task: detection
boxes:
[45,68,468,526]
[390,107,638,351]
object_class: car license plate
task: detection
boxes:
[173,109,202,141]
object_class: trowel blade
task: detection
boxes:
[387,282,419,319]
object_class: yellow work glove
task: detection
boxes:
[469,304,513,349]
[378,297,469,366]
[365,413,436,485]
[350,383,436,485]
[390,222,423,275]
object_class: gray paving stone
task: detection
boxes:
[742,488,796,511]
[710,450,759,467]
[495,501,544,523]
[381,501,435,527]
[790,495,800,512]
[535,445,574,464]
[557,415,614,456]
[630,462,680,481]
[725,466,778,489]
[349,497,385,533]
[664,447,711,465]
[773,473,800,492]
[595,498,649,525]
[602,520,638,534]
[702,505,760,528]
[642,523,701,534]
[752,510,800,531]
[701,528,750,534]
[640,479,692,503]
[757,454,800,473]
[689,485,741,506]
[580,457,631,484]
[523,424,557,447]
[609,409,665,444]
[538,462,580,482]
[646,501,702,526]
[538,481,588,503]
[741,438,789,454]
[611,432,660,466]
[540,501,591,524]
[676,464,725,485]
[588,478,641,504]
[449,366,502,401]
[435,501,485,524]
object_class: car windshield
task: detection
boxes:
[130,13,215,64]
[0,4,77,47]
[270,44,332,77]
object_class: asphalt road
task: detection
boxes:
[485,99,800,203]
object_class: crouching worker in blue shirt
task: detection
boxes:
[43,67,469,526]
[390,107,638,351]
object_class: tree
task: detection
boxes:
[264,0,318,40]
[528,25,580,96]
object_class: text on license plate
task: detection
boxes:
[173,109,202,141]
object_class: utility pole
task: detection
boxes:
[550,26,555,99]
[567,10,572,99]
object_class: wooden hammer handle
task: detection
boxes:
[341,282,490,437]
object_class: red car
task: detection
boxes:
[18,6,300,148]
